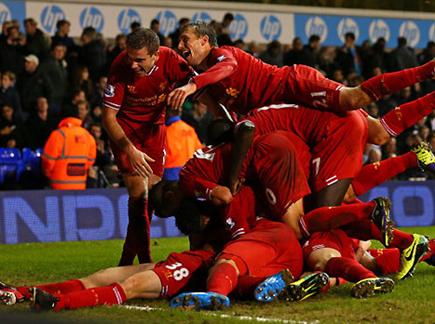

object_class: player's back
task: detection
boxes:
[207,46,289,115]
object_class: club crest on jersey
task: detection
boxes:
[159,81,168,91]
[104,84,115,97]
[127,85,137,94]
[226,87,239,98]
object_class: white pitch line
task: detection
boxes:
[120,304,319,324]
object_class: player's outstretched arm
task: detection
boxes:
[229,121,255,194]
[102,106,154,178]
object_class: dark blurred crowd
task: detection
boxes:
[0,13,434,189]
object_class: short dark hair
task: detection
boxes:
[175,198,209,235]
[398,36,407,47]
[206,118,234,145]
[56,19,70,30]
[181,22,218,47]
[126,28,160,54]
[309,34,320,43]
[345,32,355,41]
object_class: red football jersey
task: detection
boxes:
[179,143,251,199]
[104,46,192,123]
[191,46,289,115]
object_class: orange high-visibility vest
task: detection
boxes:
[165,117,202,168]
[42,117,96,190]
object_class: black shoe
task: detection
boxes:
[371,197,394,247]
[30,288,59,312]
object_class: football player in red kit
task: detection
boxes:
[102,28,193,265]
[167,22,435,148]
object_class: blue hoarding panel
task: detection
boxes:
[0,181,434,244]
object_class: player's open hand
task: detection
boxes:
[167,83,197,110]
[210,185,233,205]
[126,146,155,178]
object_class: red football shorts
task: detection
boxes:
[218,219,303,280]
[309,109,368,192]
[152,249,215,298]
[284,64,344,112]
[302,229,358,260]
[250,131,311,218]
[110,118,166,177]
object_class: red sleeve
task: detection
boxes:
[191,47,237,90]
[179,172,218,200]
[103,53,126,111]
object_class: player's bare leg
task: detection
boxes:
[80,263,155,289]
[305,178,353,211]
[119,269,162,299]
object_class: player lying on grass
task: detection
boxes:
[255,233,434,302]
[0,186,316,311]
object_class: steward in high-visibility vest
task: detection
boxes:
[42,117,96,190]
[163,115,202,181]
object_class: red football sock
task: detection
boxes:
[55,283,127,311]
[380,91,435,136]
[324,257,377,283]
[389,229,414,249]
[352,152,418,196]
[360,61,435,101]
[299,201,376,237]
[207,262,241,296]
[420,238,435,262]
[119,198,151,266]
[368,248,401,275]
[341,219,383,243]
[17,279,85,299]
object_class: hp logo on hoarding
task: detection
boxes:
[229,13,248,41]
[80,6,104,32]
[0,3,11,25]
[337,17,359,43]
[369,19,390,43]
[260,15,282,41]
[155,10,177,36]
[399,21,420,48]
[192,11,212,23]
[118,9,141,34]
[40,5,65,34]
[305,16,327,43]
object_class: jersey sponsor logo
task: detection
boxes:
[156,10,177,36]
[0,3,11,25]
[260,15,282,41]
[192,11,212,23]
[117,8,141,35]
[80,6,104,32]
[337,17,359,43]
[104,84,115,98]
[305,16,328,43]
[399,21,420,48]
[40,5,65,34]
[217,55,226,62]
[369,19,390,43]
[229,13,248,41]
[429,23,435,42]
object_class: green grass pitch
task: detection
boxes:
[0,227,434,323]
